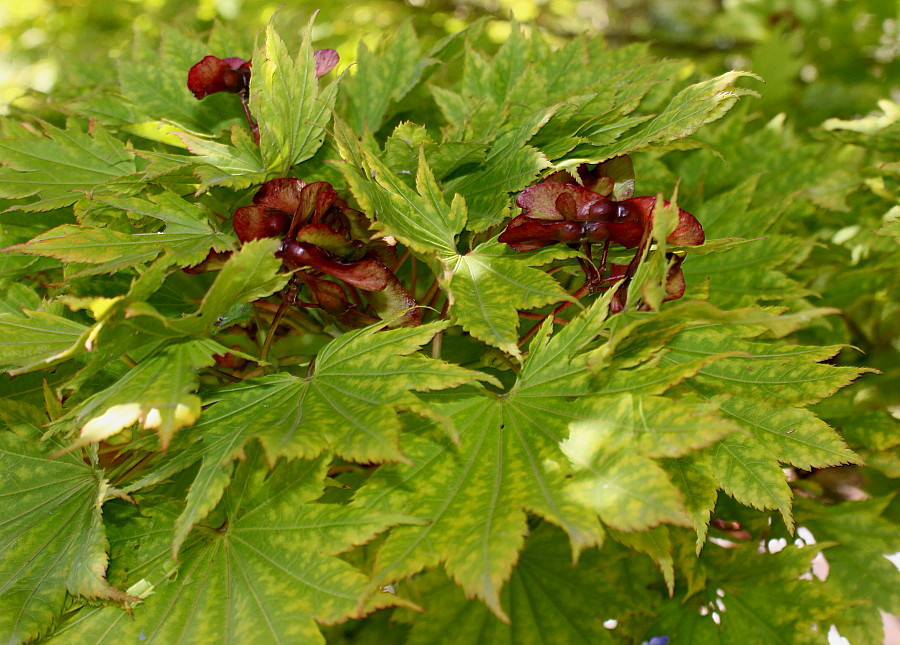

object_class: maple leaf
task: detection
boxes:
[352,297,726,619]
[118,321,492,558]
[0,403,130,644]
[645,542,834,645]
[177,125,267,191]
[0,121,137,212]
[5,191,234,275]
[0,309,89,376]
[44,450,414,645]
[660,323,868,531]
[117,26,245,135]
[56,339,226,451]
[401,526,661,644]
[795,496,900,645]
[250,16,341,175]
[340,21,436,135]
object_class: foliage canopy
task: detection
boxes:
[0,3,897,644]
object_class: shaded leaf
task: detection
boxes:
[0,403,128,644]
[0,310,88,376]
[341,22,431,134]
[404,527,658,644]
[46,452,412,645]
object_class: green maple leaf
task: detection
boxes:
[0,403,129,644]
[340,21,434,135]
[0,121,137,212]
[608,525,677,595]
[58,338,223,451]
[381,123,488,185]
[352,298,722,618]
[561,393,736,534]
[0,280,40,315]
[402,526,660,645]
[6,191,233,275]
[0,309,88,376]
[178,125,267,191]
[250,16,341,175]
[658,323,867,530]
[118,27,244,134]
[646,542,834,645]
[448,239,576,359]
[684,235,813,306]
[581,71,762,161]
[662,455,719,552]
[44,451,414,645]
[75,238,288,343]
[797,496,900,645]
[120,321,491,558]
[443,105,557,232]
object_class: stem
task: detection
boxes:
[598,239,611,278]
[431,328,443,359]
[420,277,440,306]
[396,248,410,272]
[430,299,450,358]
[110,452,154,488]
[241,366,266,380]
[518,283,590,347]
[209,367,243,383]
[120,354,137,368]
[260,297,290,363]
[425,289,444,316]
[518,311,570,324]
[239,91,260,145]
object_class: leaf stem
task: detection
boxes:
[420,277,440,306]
[260,297,290,363]
[518,279,591,347]
[238,90,260,145]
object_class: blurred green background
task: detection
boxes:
[1,0,896,127]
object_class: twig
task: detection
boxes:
[259,297,290,363]
[238,91,260,145]
[518,283,590,347]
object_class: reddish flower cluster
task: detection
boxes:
[499,158,705,311]
[234,178,420,327]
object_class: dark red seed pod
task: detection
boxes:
[279,241,390,292]
[621,196,706,247]
[583,221,611,242]
[554,192,578,220]
[605,221,644,248]
[252,177,307,212]
[187,56,251,99]
[587,199,616,222]
[233,205,291,243]
[498,215,583,252]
